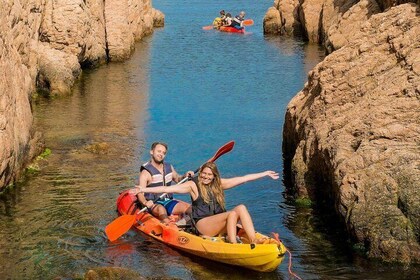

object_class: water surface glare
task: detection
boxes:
[1,0,418,279]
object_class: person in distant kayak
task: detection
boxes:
[134,142,194,225]
[213,10,228,29]
[231,11,246,29]
[219,10,227,24]
[134,162,279,244]
[223,13,233,27]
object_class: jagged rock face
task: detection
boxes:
[264,0,301,36]
[265,0,419,50]
[0,1,45,188]
[283,4,420,264]
[263,7,282,34]
[299,0,324,42]
[40,0,107,67]
[324,0,382,53]
[152,8,165,27]
[104,0,155,61]
[0,0,163,190]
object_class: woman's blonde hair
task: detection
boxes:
[198,162,225,210]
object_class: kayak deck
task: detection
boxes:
[116,190,286,272]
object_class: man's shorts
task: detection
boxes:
[155,198,179,215]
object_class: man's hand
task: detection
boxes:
[184,171,195,178]
[145,200,154,208]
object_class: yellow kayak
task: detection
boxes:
[116,190,287,272]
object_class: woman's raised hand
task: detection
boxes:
[265,171,279,180]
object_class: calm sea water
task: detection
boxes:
[0,0,418,279]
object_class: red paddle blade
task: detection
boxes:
[208,141,235,162]
[105,214,136,242]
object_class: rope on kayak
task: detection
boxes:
[272,232,302,280]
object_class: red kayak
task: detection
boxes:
[219,26,245,34]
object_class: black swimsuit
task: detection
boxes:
[191,177,225,223]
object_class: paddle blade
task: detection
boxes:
[244,19,254,26]
[209,141,235,162]
[105,214,136,242]
[202,25,214,30]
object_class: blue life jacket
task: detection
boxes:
[140,161,174,201]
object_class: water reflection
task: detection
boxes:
[0,36,152,279]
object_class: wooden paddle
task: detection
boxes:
[105,141,235,242]
[202,19,254,30]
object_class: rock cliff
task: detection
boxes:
[282,3,419,264]
[264,0,419,52]
[0,0,164,190]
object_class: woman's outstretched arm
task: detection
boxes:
[221,170,279,190]
[132,181,194,195]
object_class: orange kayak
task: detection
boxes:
[116,190,287,272]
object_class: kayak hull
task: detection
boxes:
[219,26,245,34]
[116,190,286,272]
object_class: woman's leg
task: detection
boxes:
[226,210,239,243]
[196,205,258,243]
[229,204,256,243]
[196,211,231,237]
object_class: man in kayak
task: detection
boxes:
[134,162,279,244]
[230,11,246,30]
[135,142,193,225]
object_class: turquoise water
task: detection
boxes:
[0,0,418,279]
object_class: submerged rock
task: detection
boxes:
[84,267,146,280]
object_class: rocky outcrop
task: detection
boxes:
[263,7,283,35]
[283,3,420,264]
[264,0,301,36]
[152,8,165,27]
[264,0,419,53]
[0,1,45,189]
[0,0,164,190]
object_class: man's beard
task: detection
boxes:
[153,156,163,164]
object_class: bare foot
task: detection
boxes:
[252,237,269,244]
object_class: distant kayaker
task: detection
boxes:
[223,13,233,27]
[230,11,246,29]
[219,9,227,23]
[134,161,279,244]
[213,10,229,29]
[135,142,194,225]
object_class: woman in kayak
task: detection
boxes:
[134,162,279,244]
